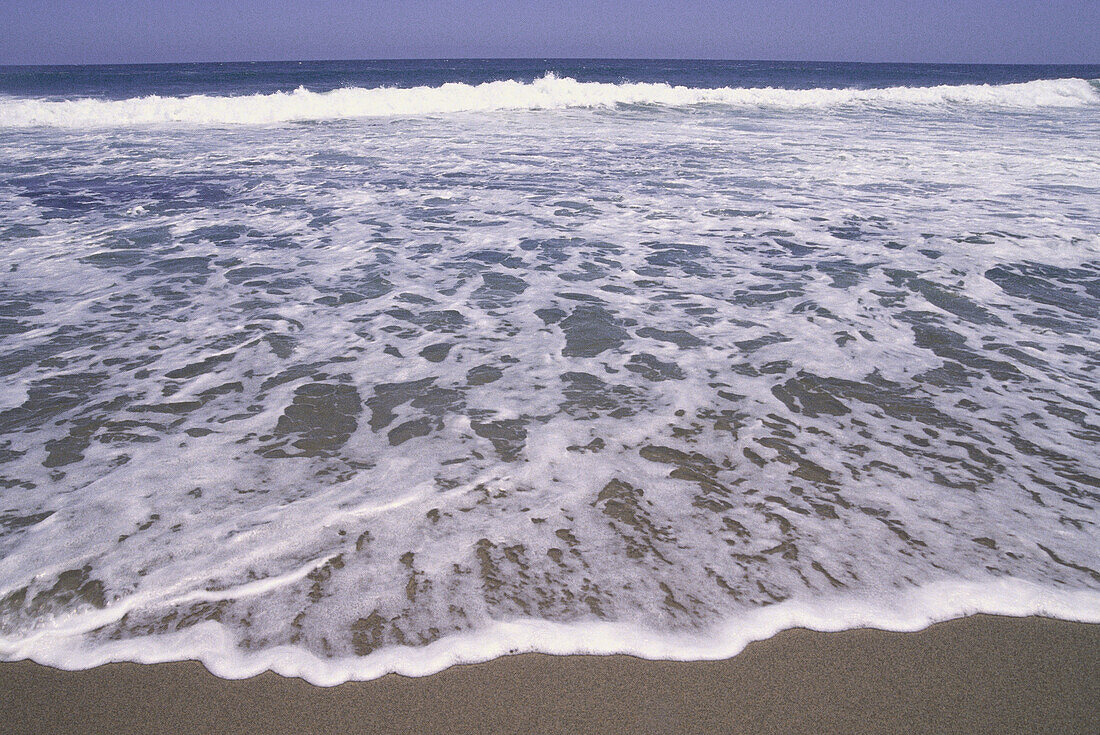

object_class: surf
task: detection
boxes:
[0,75,1096,128]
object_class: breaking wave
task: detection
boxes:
[1,75,1097,127]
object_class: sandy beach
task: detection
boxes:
[1,613,1097,734]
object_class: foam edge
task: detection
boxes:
[2,577,1098,686]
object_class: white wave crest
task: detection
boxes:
[1,75,1097,128]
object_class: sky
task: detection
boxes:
[1,0,1097,66]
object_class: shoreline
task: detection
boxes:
[2,613,1098,734]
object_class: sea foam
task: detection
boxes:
[1,66,1098,686]
[0,75,1096,127]
[2,579,1098,685]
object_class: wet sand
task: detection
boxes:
[1,614,1097,734]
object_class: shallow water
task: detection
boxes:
[0,62,1098,682]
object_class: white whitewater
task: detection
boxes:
[4,580,1099,686]
[0,75,1097,127]
[1,70,1098,685]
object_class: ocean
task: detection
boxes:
[0,60,1098,684]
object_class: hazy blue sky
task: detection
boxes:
[1,0,1097,65]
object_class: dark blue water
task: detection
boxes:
[2,59,1099,99]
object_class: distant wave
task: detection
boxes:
[1,75,1097,128]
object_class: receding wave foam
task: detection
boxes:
[3,580,1098,685]
[1,75,1097,127]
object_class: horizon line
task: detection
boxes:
[3,57,1100,70]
